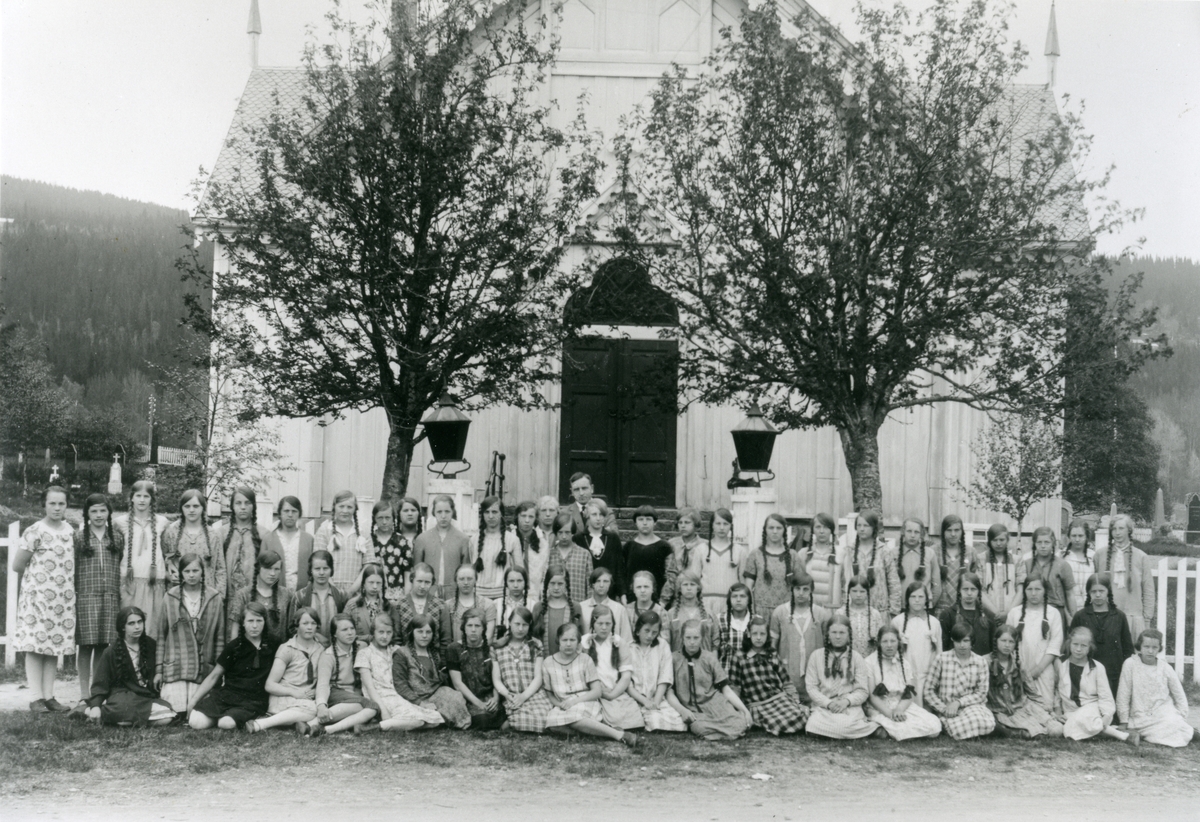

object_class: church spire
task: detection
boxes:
[248,0,262,70]
[1044,1,1060,88]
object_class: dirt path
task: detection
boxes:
[5,760,1198,822]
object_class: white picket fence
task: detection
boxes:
[1152,558,1200,683]
[138,445,200,467]
[2,521,21,666]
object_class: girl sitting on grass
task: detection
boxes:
[249,607,324,733]
[187,602,277,730]
[924,623,995,740]
[1005,577,1063,708]
[864,625,941,740]
[393,614,472,729]
[542,622,639,745]
[1055,625,1135,745]
[1117,629,1195,747]
[804,613,877,739]
[1069,572,1134,698]
[492,606,553,734]
[447,609,505,730]
[84,606,175,726]
[354,613,442,732]
[581,604,644,733]
[987,624,1062,739]
[627,610,686,732]
[668,620,752,740]
[308,613,378,736]
[728,616,808,736]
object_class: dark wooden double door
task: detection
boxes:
[560,338,678,507]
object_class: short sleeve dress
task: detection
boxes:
[581,634,644,730]
[628,640,687,732]
[446,641,504,729]
[543,652,605,727]
[494,638,552,733]
[267,637,324,719]
[15,521,77,656]
[354,643,443,726]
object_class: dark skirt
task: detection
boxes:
[99,689,173,727]
[193,688,267,727]
[467,702,506,731]
[328,686,378,713]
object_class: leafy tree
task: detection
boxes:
[618,0,1142,511]
[955,412,1062,542]
[0,317,68,455]
[186,0,600,501]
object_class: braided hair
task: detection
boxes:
[330,612,362,689]
[1065,518,1094,563]
[352,562,389,611]
[872,624,910,699]
[329,489,360,545]
[939,514,966,583]
[850,511,882,589]
[1016,577,1051,640]
[451,563,479,627]
[112,606,156,691]
[585,604,620,669]
[177,489,211,557]
[990,623,1022,681]
[513,500,539,555]
[1083,572,1116,611]
[252,549,288,634]
[984,523,1011,594]
[758,513,793,585]
[223,486,262,571]
[475,495,505,575]
[80,493,117,559]
[124,480,160,585]
[897,518,928,584]
[176,552,207,602]
[801,512,839,569]
[460,607,490,660]
[705,508,736,565]
[823,612,854,680]
[495,566,529,640]
[396,496,423,539]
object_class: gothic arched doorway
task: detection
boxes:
[560,258,679,507]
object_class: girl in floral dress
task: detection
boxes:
[14,486,76,713]
[372,499,416,602]
[492,606,553,733]
[74,493,120,702]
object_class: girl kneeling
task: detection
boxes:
[728,616,808,736]
[84,606,175,726]
[542,622,639,745]
[804,613,877,739]
[864,625,941,740]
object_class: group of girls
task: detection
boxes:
[13,485,1196,749]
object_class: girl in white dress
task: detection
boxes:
[1117,629,1195,747]
[804,614,878,739]
[864,625,941,740]
[1055,625,1135,744]
[627,610,686,732]
[891,582,941,705]
[581,605,644,731]
[1005,577,1063,708]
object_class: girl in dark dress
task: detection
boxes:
[83,606,174,726]
[447,608,505,729]
[1069,573,1134,697]
[188,601,278,730]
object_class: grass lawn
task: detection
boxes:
[2,711,1198,800]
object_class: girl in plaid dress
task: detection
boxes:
[314,490,376,597]
[627,610,686,732]
[864,625,941,740]
[715,583,753,670]
[804,613,877,739]
[76,493,121,702]
[924,623,996,740]
[355,613,442,731]
[542,622,639,745]
[391,563,447,651]
[492,606,552,733]
[728,617,808,735]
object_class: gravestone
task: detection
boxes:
[1188,493,1200,545]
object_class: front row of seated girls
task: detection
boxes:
[80,567,1195,748]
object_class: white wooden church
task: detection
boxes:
[197,0,1069,537]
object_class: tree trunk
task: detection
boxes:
[381,421,418,503]
[838,418,884,513]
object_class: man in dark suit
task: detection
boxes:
[562,472,618,535]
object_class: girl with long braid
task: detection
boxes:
[665,569,714,652]
[118,480,168,640]
[82,606,174,726]
[219,486,268,603]
[345,563,389,645]
[924,623,995,740]
[581,605,645,732]
[473,496,523,601]
[933,514,978,615]
[896,518,942,612]
[448,608,505,729]
[979,523,1021,618]
[840,511,901,617]
[892,581,942,704]
[355,613,443,732]
[226,550,296,645]
[162,490,226,596]
[699,508,744,619]
[841,573,886,657]
[446,563,497,645]
[987,624,1062,739]
[715,582,753,670]
[1056,625,1135,744]
[742,513,796,619]
[1018,527,1076,622]
[512,501,544,604]
[938,571,995,655]
[770,570,831,698]
[1069,573,1133,697]
[393,613,473,729]
[313,490,375,596]
[1062,519,1097,619]
[156,553,224,719]
[792,512,843,609]
[492,566,530,646]
[308,613,378,736]
[75,493,121,701]
[803,613,877,739]
[1004,576,1063,707]
[531,564,582,657]
[1096,514,1155,637]
[864,625,941,740]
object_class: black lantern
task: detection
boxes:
[421,393,472,478]
[729,404,779,486]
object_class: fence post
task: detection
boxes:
[1193,559,1200,686]
[1155,557,1169,644]
[6,521,19,667]
[1174,558,1188,678]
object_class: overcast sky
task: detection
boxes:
[2,0,1197,259]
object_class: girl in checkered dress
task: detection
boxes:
[924,623,996,740]
[715,583,753,670]
[491,606,552,733]
[864,625,941,740]
[76,493,121,701]
[804,613,878,739]
[728,616,808,735]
